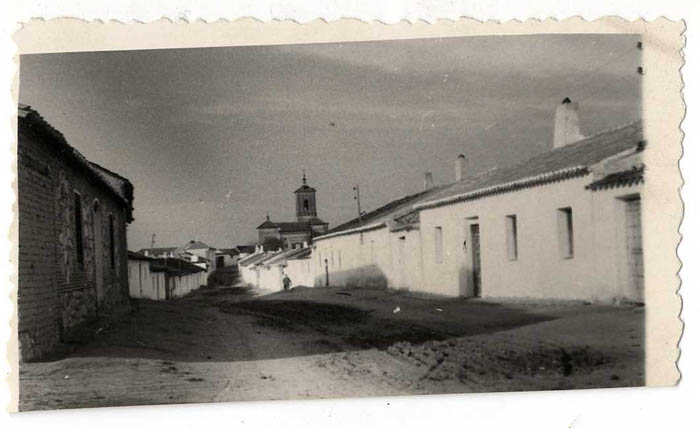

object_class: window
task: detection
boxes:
[74,193,84,266]
[505,215,518,261]
[434,226,443,264]
[558,207,574,258]
[303,199,309,210]
[109,214,116,269]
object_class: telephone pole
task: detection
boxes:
[353,184,363,224]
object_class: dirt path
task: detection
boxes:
[18,285,644,411]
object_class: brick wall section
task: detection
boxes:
[18,121,131,361]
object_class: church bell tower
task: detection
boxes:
[294,170,317,222]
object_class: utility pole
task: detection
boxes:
[353,184,363,224]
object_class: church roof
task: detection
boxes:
[277,222,314,233]
[256,219,279,229]
[307,217,328,225]
[293,184,316,193]
[257,218,327,231]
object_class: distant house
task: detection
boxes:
[136,240,217,273]
[177,240,217,273]
[235,245,256,258]
[127,251,207,300]
[238,244,314,292]
[312,99,646,303]
[216,248,239,268]
[17,104,134,361]
[138,247,178,258]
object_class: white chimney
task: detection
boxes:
[553,97,584,149]
[424,172,434,190]
[455,154,467,182]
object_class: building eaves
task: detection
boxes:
[415,121,643,211]
[313,221,387,242]
[18,104,135,222]
[586,165,645,191]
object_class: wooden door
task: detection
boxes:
[625,197,644,301]
[470,224,482,297]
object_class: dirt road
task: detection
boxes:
[19,285,644,411]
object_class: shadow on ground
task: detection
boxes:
[55,284,559,363]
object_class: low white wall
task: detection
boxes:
[258,264,284,292]
[128,259,167,300]
[129,259,206,300]
[312,227,392,289]
[285,257,314,287]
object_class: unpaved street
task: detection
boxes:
[19,284,644,410]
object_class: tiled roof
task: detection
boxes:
[286,247,312,260]
[392,210,421,232]
[415,121,643,210]
[256,220,278,229]
[294,184,316,193]
[182,240,212,250]
[239,252,268,267]
[257,219,327,230]
[253,252,282,266]
[315,185,448,242]
[137,247,178,256]
[18,104,135,222]
[586,165,645,191]
[127,250,154,261]
[89,161,134,206]
[277,222,314,233]
[235,245,256,254]
[218,248,239,256]
[307,217,329,225]
[150,257,206,275]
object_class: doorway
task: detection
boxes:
[93,201,104,305]
[397,236,406,288]
[624,197,644,302]
[470,223,482,297]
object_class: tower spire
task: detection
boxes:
[302,168,307,185]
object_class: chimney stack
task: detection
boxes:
[424,172,434,190]
[455,154,467,182]
[553,97,584,149]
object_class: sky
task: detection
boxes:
[18,34,641,250]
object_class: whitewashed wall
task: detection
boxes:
[312,227,392,288]
[418,176,644,301]
[284,257,314,288]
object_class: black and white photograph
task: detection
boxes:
[12,20,682,412]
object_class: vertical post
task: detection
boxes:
[353,185,362,224]
[324,258,329,287]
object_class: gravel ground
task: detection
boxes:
[18,284,644,411]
